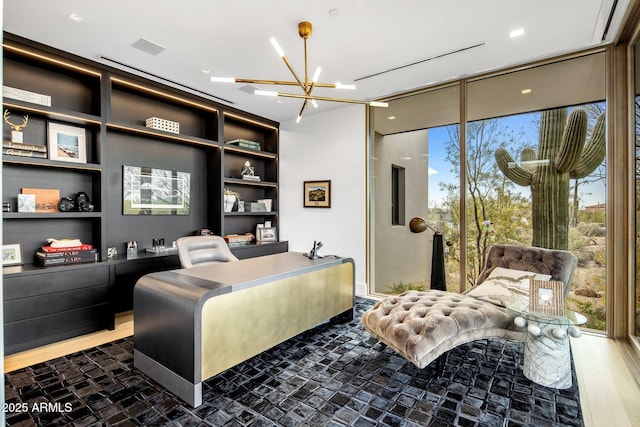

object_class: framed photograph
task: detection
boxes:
[17,193,36,212]
[529,279,564,316]
[48,122,87,163]
[304,180,331,208]
[123,165,190,215]
[20,188,60,213]
[257,227,278,242]
[2,243,23,266]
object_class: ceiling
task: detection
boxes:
[2,1,632,125]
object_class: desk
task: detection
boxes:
[133,252,354,407]
[508,304,585,389]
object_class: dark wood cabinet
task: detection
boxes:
[2,33,286,354]
[3,264,111,354]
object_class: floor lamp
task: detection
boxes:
[409,217,450,292]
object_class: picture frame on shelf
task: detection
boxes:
[47,122,87,163]
[304,180,331,208]
[17,193,36,212]
[256,227,277,242]
[20,188,60,213]
[529,279,564,316]
[2,243,23,266]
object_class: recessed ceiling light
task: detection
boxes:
[329,8,340,17]
[388,116,396,120]
[521,88,532,94]
[69,13,84,22]
[510,28,525,38]
[202,69,210,74]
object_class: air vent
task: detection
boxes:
[131,38,166,56]
[355,42,487,82]
[97,55,235,104]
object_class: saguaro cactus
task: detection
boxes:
[495,108,605,250]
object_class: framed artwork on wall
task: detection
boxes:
[48,122,87,163]
[123,165,191,215]
[304,180,331,208]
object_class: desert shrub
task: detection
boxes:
[593,248,606,267]
[576,222,606,237]
[569,227,591,252]
[387,281,428,294]
[568,298,606,330]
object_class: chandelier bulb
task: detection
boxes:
[270,37,285,57]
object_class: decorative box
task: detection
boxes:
[248,202,267,212]
[145,117,180,134]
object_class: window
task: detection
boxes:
[370,51,608,332]
[370,85,460,294]
[391,165,405,225]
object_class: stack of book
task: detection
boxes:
[224,233,253,247]
[227,139,261,151]
[35,239,97,267]
[3,141,47,158]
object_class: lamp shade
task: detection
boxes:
[409,217,428,233]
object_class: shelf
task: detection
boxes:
[2,260,103,277]
[224,178,277,188]
[224,211,277,217]
[224,145,277,159]
[3,101,102,126]
[1,34,281,354]
[3,212,102,219]
[107,122,221,148]
[2,156,102,172]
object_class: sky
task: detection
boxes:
[427,110,607,209]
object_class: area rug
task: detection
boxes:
[4,297,583,426]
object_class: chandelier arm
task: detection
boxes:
[303,38,309,88]
[307,82,316,94]
[274,92,386,106]
[280,55,306,92]
[222,78,339,89]
[298,99,308,119]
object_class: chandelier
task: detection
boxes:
[211,21,388,122]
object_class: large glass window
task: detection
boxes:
[467,53,606,330]
[369,51,607,331]
[370,85,460,295]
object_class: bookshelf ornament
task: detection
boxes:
[4,109,29,143]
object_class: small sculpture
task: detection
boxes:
[241,161,254,177]
[4,109,29,143]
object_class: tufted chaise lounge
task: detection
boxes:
[362,244,578,370]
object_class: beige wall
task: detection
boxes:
[372,130,433,293]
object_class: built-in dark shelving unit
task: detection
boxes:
[1,33,287,353]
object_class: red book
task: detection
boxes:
[40,244,93,253]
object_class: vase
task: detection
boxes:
[224,194,236,212]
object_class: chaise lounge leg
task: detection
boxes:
[435,353,447,377]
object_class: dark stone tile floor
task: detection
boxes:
[4,297,584,426]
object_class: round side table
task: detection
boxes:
[507,304,586,389]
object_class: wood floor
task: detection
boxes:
[4,315,640,427]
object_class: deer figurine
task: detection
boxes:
[4,109,29,143]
